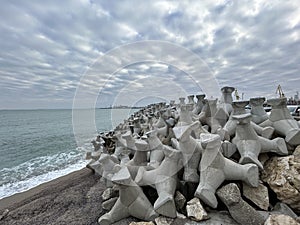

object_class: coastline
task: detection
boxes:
[0,168,94,212]
[0,167,140,225]
[0,167,238,225]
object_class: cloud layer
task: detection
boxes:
[0,0,299,109]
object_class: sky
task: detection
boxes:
[1,0,300,109]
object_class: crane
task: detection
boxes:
[234,89,240,101]
[276,84,285,98]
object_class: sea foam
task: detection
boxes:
[0,150,88,199]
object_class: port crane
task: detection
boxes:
[276,84,285,98]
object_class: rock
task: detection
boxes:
[293,145,300,157]
[272,202,298,219]
[129,222,155,225]
[174,191,186,211]
[101,186,118,201]
[261,155,300,213]
[102,197,118,211]
[264,214,300,225]
[0,209,9,221]
[216,183,265,225]
[155,216,174,225]
[243,181,269,210]
[186,197,209,221]
[204,211,239,225]
[259,153,270,167]
[176,212,186,219]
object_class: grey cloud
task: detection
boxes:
[0,0,299,109]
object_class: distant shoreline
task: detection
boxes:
[0,107,144,111]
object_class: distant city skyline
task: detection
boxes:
[0,1,300,109]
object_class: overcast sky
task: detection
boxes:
[1,0,300,109]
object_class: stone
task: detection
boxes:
[101,186,119,201]
[216,183,266,225]
[264,214,300,225]
[261,155,300,213]
[186,197,209,221]
[102,197,118,211]
[129,222,155,225]
[243,182,269,210]
[259,153,270,167]
[273,202,298,219]
[0,209,9,221]
[195,133,259,208]
[176,212,186,219]
[155,216,174,225]
[294,145,300,157]
[174,191,186,211]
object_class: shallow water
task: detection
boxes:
[0,108,133,199]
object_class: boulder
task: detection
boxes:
[101,186,119,201]
[155,216,174,225]
[243,181,269,210]
[186,197,209,221]
[272,202,298,219]
[129,222,155,225]
[174,191,186,211]
[264,214,300,225]
[261,154,300,213]
[216,183,265,225]
[102,197,118,211]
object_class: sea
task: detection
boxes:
[0,108,134,199]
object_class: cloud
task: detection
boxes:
[0,0,299,109]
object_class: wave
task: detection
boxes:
[0,150,89,199]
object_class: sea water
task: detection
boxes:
[0,109,133,199]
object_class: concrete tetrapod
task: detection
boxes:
[173,121,203,183]
[216,183,265,225]
[135,145,182,218]
[199,99,222,133]
[146,129,165,168]
[128,139,149,167]
[195,133,259,208]
[260,97,300,146]
[112,132,130,165]
[98,166,158,225]
[91,153,119,187]
[193,94,205,115]
[177,105,193,126]
[223,100,250,138]
[232,113,288,169]
[250,97,269,124]
[187,95,195,105]
[215,86,235,127]
[223,100,274,139]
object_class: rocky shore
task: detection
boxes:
[1,87,300,225]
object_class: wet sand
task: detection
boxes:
[0,168,138,225]
[0,167,237,225]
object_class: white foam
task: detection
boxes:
[0,159,87,199]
